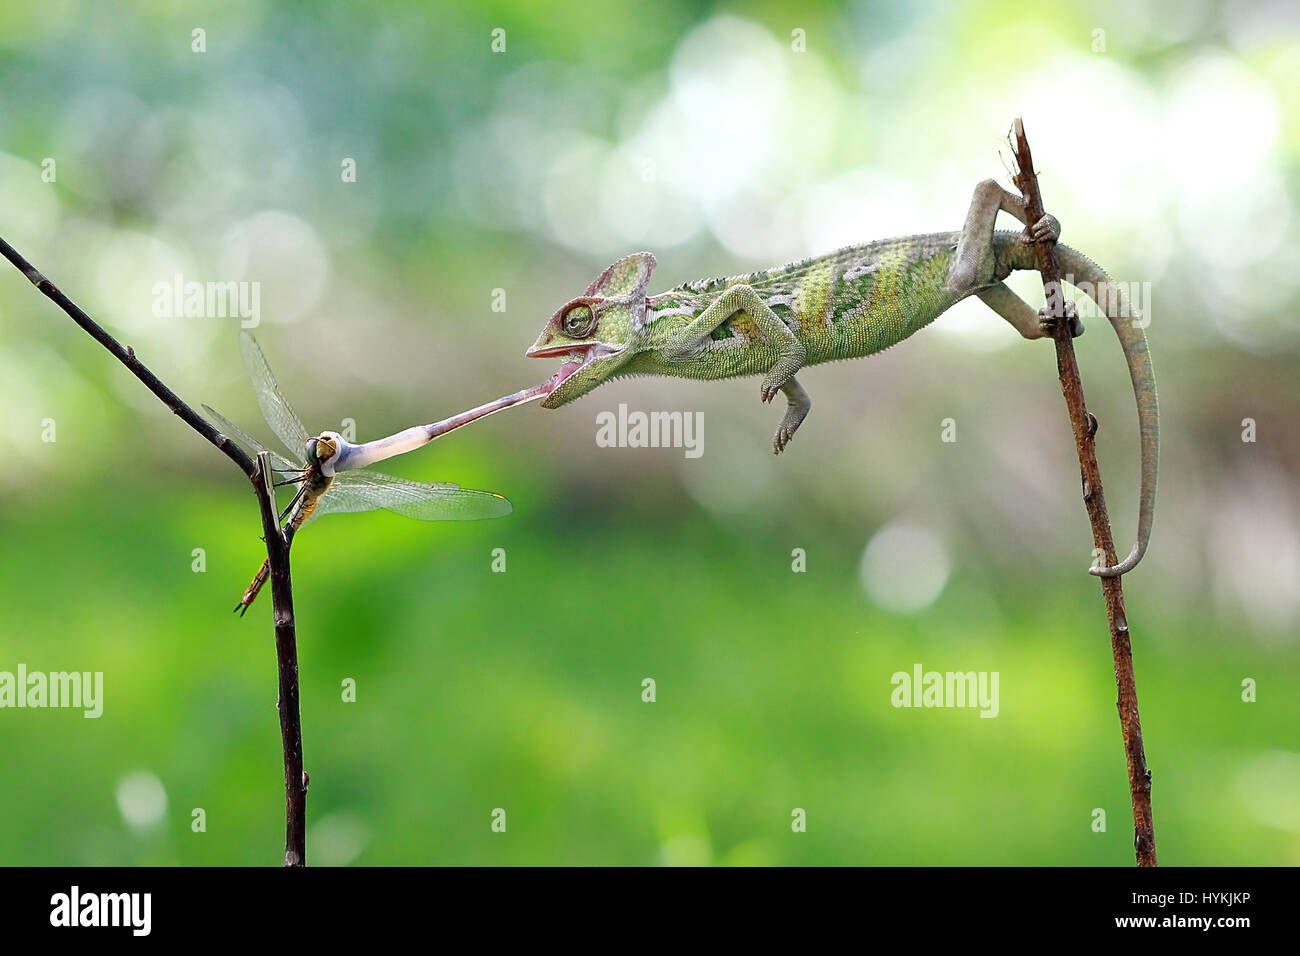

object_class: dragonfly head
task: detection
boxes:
[306,431,345,476]
[527,253,654,408]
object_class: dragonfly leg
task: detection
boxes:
[278,485,306,524]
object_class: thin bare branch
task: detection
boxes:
[0,235,257,478]
[0,234,308,867]
[255,452,307,866]
[1009,118,1157,866]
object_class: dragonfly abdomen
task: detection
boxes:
[292,487,325,529]
[236,559,270,616]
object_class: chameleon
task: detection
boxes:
[525,178,1157,577]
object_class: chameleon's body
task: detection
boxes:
[528,179,1157,577]
[630,231,1011,380]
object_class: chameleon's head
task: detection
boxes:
[527,252,656,408]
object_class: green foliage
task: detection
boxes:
[0,485,1292,864]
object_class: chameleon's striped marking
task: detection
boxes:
[794,258,835,334]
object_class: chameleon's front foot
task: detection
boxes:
[1038,300,1084,338]
[771,377,811,455]
[1020,213,1061,244]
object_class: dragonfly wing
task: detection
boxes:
[202,403,299,472]
[239,332,312,462]
[300,481,387,527]
[315,469,512,523]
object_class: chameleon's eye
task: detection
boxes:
[561,304,596,338]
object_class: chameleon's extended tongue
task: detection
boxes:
[424,381,552,440]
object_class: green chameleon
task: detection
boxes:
[526,179,1157,577]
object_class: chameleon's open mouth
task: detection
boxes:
[528,343,615,393]
[526,340,631,407]
[541,353,587,393]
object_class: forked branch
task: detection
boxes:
[0,234,308,867]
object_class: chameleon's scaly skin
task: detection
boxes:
[527,179,1157,576]
[629,231,1025,380]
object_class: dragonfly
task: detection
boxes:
[206,333,550,615]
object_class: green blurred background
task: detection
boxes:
[1,0,1297,865]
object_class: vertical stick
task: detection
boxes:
[254,452,308,866]
[1010,118,1156,866]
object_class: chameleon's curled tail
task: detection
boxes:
[1052,243,1158,577]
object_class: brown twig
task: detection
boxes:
[1009,118,1156,866]
[0,234,308,867]
[255,453,307,866]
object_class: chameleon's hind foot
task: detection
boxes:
[1038,300,1084,338]
[773,419,800,454]
[1020,213,1060,244]
[771,377,811,455]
